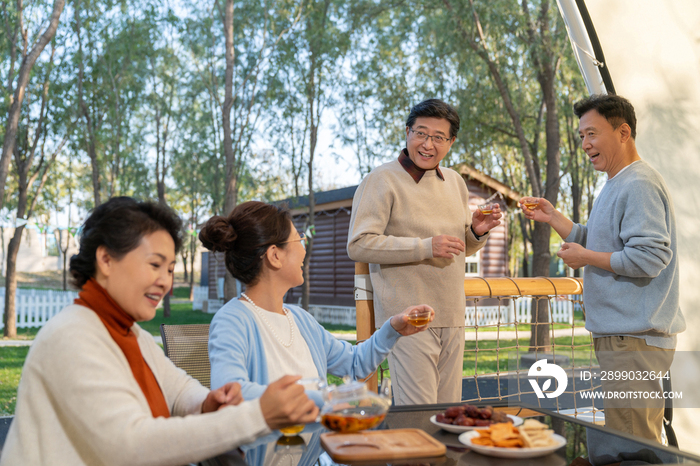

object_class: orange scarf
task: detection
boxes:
[75,278,170,418]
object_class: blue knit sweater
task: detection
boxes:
[209,299,401,406]
[566,160,685,348]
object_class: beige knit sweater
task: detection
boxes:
[0,305,270,466]
[348,160,488,327]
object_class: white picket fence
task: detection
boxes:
[0,287,574,330]
[304,305,357,326]
[465,297,575,326]
[301,297,574,327]
[0,288,78,329]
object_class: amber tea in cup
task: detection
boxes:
[478,204,494,215]
[407,308,431,327]
[522,198,540,210]
[279,424,305,436]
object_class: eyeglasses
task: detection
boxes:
[408,127,452,146]
[279,231,307,249]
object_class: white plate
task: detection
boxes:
[458,430,567,458]
[430,414,523,434]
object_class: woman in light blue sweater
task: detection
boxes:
[202,201,433,406]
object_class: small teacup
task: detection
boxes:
[521,198,540,210]
[407,308,431,327]
[478,204,495,215]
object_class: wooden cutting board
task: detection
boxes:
[320,428,446,462]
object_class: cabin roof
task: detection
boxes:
[279,164,521,216]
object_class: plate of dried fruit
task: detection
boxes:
[429,404,522,434]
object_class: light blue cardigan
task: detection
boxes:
[209,298,401,406]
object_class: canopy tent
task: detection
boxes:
[556,0,700,452]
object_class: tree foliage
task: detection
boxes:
[1,0,595,337]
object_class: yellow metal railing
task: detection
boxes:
[354,267,599,418]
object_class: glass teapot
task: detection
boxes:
[319,377,392,433]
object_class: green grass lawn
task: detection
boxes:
[171,286,193,299]
[137,302,215,336]
[319,323,357,334]
[8,327,40,340]
[465,322,585,332]
[0,347,29,415]
[462,335,596,376]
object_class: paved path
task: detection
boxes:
[0,327,589,347]
[0,339,34,347]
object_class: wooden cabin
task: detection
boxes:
[282,164,521,307]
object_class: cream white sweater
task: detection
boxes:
[0,305,270,466]
[348,160,488,327]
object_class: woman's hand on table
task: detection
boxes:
[202,382,244,413]
[390,304,435,335]
[260,375,319,430]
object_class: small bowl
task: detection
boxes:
[407,308,431,327]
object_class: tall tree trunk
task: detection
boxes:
[301,54,318,312]
[6,146,66,336]
[182,249,188,282]
[74,3,101,207]
[562,109,585,278]
[3,226,24,338]
[3,41,62,337]
[300,0,331,311]
[526,1,561,351]
[157,183,171,318]
[57,228,70,290]
[189,230,196,301]
[222,0,237,302]
[61,233,69,290]
[529,221,551,350]
[0,226,5,276]
[63,165,73,290]
[0,0,64,211]
[302,167,315,310]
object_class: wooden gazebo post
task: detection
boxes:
[354,262,378,392]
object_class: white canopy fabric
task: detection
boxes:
[557,0,700,453]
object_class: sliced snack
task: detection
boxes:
[518,419,558,448]
[490,423,524,448]
[466,419,559,450]
[470,423,524,448]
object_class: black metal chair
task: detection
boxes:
[160,324,211,389]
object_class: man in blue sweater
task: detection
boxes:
[521,94,685,442]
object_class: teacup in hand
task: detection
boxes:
[478,204,495,216]
[521,198,540,210]
[407,308,431,327]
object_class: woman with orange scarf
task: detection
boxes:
[1,197,317,466]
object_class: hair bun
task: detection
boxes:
[199,216,237,252]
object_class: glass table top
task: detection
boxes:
[202,403,700,466]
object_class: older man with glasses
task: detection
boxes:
[347,99,502,404]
